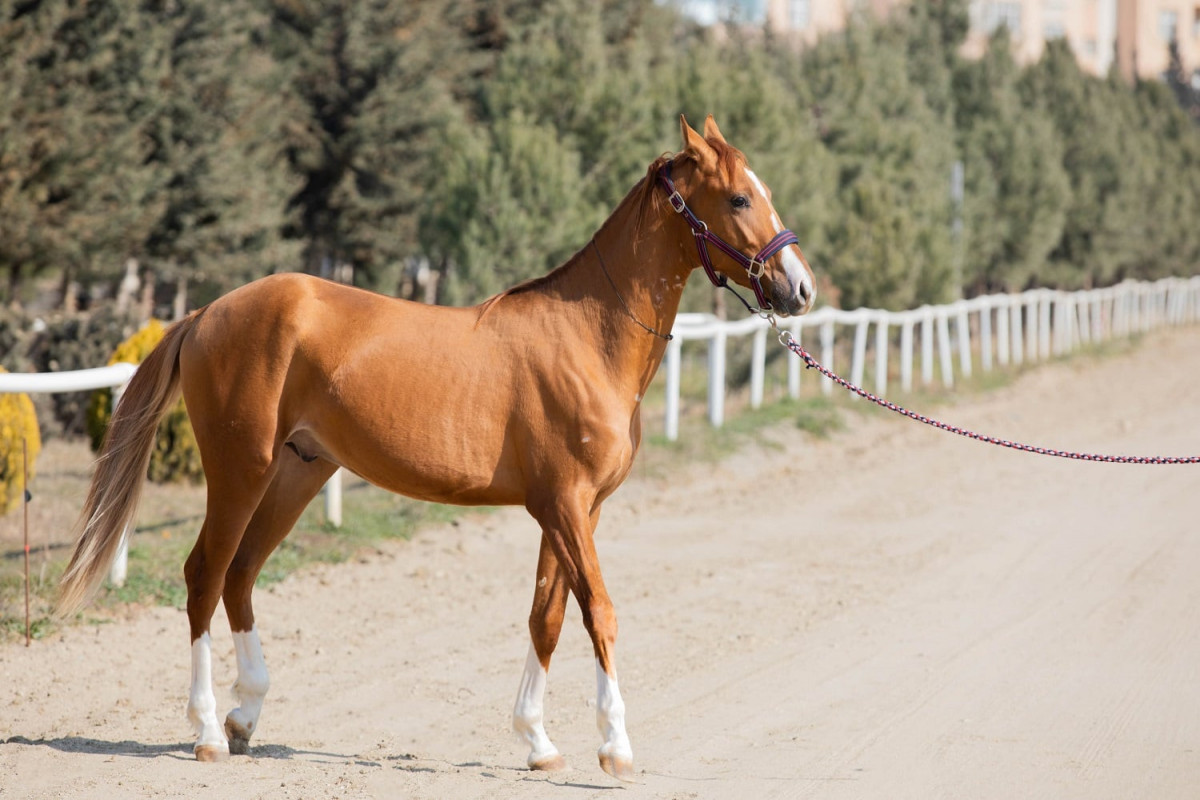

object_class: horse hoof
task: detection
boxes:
[225,718,252,755]
[529,753,568,772]
[194,744,230,763]
[597,749,635,782]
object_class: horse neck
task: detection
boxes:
[583,185,691,349]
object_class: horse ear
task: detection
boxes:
[679,114,717,172]
[703,115,727,145]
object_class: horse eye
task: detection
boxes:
[731,194,750,209]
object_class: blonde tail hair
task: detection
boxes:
[57,313,199,616]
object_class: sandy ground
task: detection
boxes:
[3,328,1200,800]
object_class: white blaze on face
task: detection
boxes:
[745,168,814,308]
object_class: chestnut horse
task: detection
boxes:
[57,116,815,779]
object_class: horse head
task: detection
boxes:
[663,115,816,317]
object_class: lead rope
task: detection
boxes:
[769,325,1200,465]
[700,272,1197,463]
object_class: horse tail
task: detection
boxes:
[56,311,201,617]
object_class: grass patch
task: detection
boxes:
[0,469,482,642]
[0,331,1151,642]
[639,395,850,477]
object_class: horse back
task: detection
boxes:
[179,273,631,507]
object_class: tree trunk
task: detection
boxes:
[173,274,188,321]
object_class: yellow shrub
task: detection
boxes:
[87,320,203,484]
[0,367,41,515]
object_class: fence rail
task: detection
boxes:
[662,277,1200,440]
[0,361,343,587]
[3,276,1197,583]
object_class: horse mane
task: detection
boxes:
[473,154,673,325]
[473,136,744,327]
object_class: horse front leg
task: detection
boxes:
[527,496,634,781]
[514,533,570,770]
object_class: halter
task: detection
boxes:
[658,162,801,311]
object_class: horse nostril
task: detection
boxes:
[798,280,813,305]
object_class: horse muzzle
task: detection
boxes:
[770,251,816,317]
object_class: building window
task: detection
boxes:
[1158,9,1178,42]
[982,1,1023,35]
[790,0,811,28]
[729,0,767,22]
[671,0,766,25]
[1044,19,1066,38]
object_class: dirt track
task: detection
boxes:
[3,328,1200,799]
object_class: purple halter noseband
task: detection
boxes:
[658,162,801,311]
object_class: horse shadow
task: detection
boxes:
[3,735,191,759]
[2,736,355,764]
[3,737,622,789]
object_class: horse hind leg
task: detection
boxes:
[183,420,287,762]
[186,506,266,762]
[221,455,338,755]
[514,533,570,771]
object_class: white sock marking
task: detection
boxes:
[595,659,633,764]
[187,633,229,753]
[513,642,560,767]
[227,627,269,740]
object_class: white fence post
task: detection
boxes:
[820,319,835,396]
[874,315,889,396]
[1011,300,1024,365]
[1039,292,1053,359]
[996,297,1010,366]
[708,326,727,426]
[921,310,935,386]
[1052,293,1067,356]
[750,325,767,410]
[936,310,954,388]
[955,303,972,379]
[979,301,993,372]
[786,320,802,400]
[1077,293,1092,346]
[900,318,915,392]
[108,378,131,588]
[850,314,869,398]
[324,468,343,528]
[664,335,683,441]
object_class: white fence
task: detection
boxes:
[0,364,139,586]
[0,361,343,587]
[3,276,1197,579]
[661,277,1200,440]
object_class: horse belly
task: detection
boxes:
[305,392,526,508]
[349,442,525,507]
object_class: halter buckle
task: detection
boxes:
[746,258,765,279]
[667,190,686,214]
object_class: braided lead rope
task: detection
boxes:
[777,331,1200,465]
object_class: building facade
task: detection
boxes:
[671,0,1200,82]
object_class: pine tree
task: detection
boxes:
[952,29,1069,294]
[266,0,471,292]
[0,0,162,304]
[422,0,682,305]
[799,16,956,309]
[138,0,302,305]
[1022,41,1140,287]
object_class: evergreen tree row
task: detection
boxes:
[2,0,1198,314]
